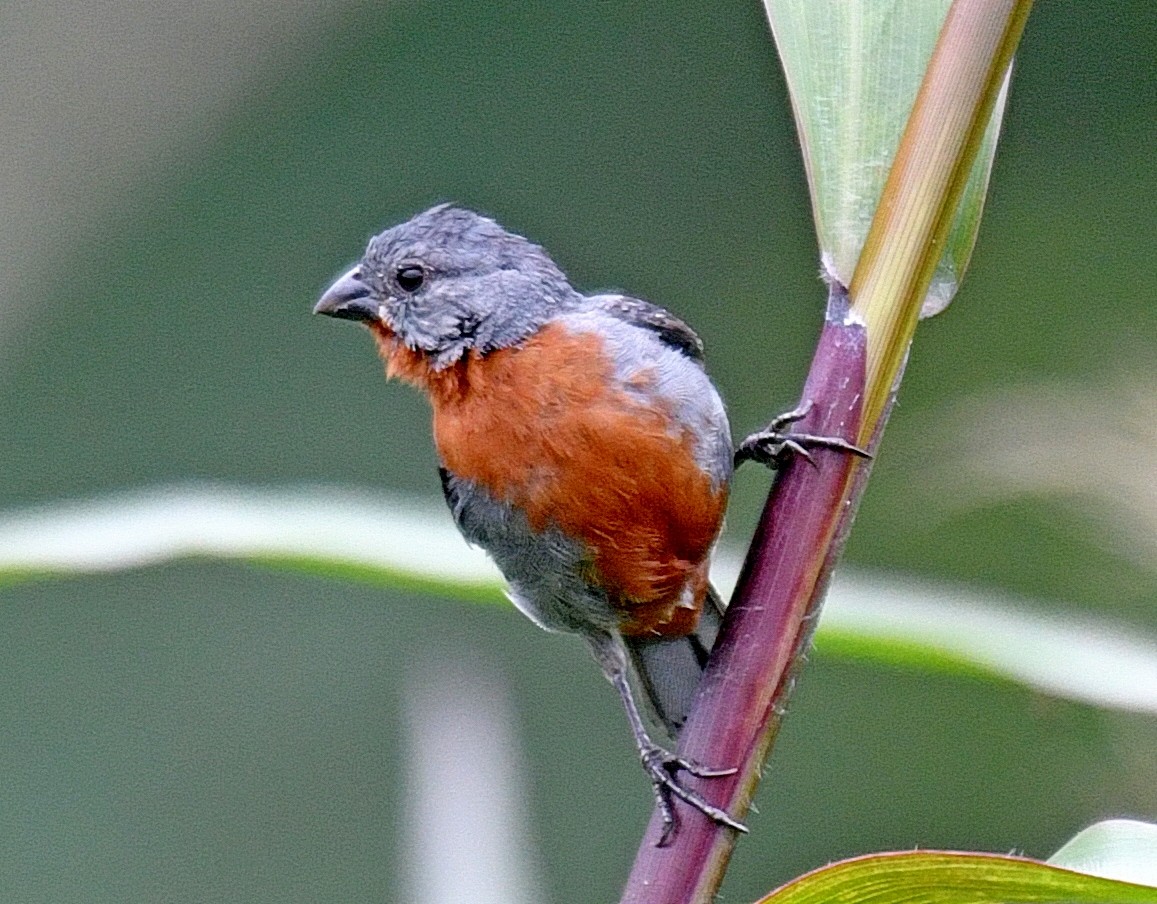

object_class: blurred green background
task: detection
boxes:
[1,1,1155,901]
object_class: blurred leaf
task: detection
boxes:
[0,484,503,602]
[811,571,1157,716]
[754,850,1157,904]
[1049,820,1157,887]
[764,0,1009,313]
[921,377,1157,574]
[3,485,1157,717]
[403,658,547,904]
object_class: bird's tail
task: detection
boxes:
[623,585,725,739]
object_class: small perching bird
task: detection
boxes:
[315,205,864,842]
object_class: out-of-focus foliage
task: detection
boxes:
[3,485,1157,717]
[1050,820,1157,886]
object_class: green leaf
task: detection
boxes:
[811,572,1157,716]
[0,484,504,601]
[2,485,1156,716]
[1050,820,1157,887]
[763,0,1009,314]
[754,850,1157,904]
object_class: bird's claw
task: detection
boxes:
[640,744,748,847]
[735,401,871,470]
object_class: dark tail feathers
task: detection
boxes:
[623,585,725,738]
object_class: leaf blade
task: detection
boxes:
[1049,820,1157,887]
[764,0,1010,310]
[756,849,1157,904]
[3,485,1156,716]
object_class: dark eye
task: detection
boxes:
[396,265,425,292]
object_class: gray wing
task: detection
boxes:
[589,294,705,361]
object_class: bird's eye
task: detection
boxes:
[396,265,425,292]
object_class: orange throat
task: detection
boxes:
[369,322,465,403]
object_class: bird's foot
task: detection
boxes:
[640,743,747,846]
[735,402,871,470]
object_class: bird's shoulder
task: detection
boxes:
[585,294,705,361]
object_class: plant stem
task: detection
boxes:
[620,285,871,901]
[619,0,1033,900]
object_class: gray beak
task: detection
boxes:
[314,267,379,323]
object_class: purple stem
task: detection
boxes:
[621,285,874,903]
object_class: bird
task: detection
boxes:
[314,204,861,843]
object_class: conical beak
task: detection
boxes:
[314,267,379,323]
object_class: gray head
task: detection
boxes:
[315,205,580,368]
